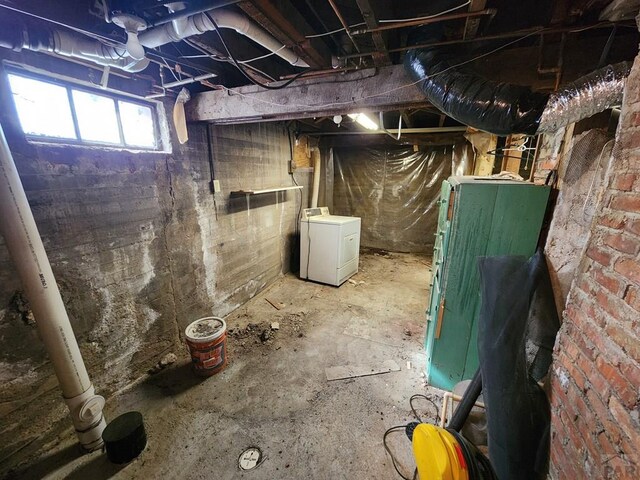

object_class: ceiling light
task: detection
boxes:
[348,113,378,131]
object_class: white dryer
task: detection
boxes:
[299,207,361,286]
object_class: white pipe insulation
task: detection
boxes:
[138,9,310,68]
[0,123,106,451]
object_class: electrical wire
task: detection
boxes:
[183,37,277,82]
[379,1,471,23]
[204,12,310,90]
[383,426,418,480]
[0,3,124,47]
[304,1,472,38]
[409,394,440,423]
[180,45,287,64]
[220,28,544,109]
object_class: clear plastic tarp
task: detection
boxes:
[332,143,472,253]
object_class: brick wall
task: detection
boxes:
[549,45,640,478]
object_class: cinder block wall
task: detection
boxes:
[548,45,640,478]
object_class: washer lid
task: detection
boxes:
[308,215,360,225]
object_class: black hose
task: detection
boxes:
[447,367,483,432]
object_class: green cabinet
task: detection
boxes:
[425,176,550,390]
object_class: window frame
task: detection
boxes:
[6,68,160,151]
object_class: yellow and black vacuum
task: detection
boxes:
[411,423,497,480]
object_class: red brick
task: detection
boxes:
[586,245,613,267]
[599,212,627,230]
[611,173,637,191]
[609,395,640,456]
[620,358,640,388]
[596,430,617,456]
[567,360,588,391]
[603,232,639,255]
[596,354,638,409]
[615,258,640,285]
[592,266,625,295]
[626,217,640,237]
[589,370,611,399]
[585,388,621,445]
[624,285,640,311]
[611,193,640,213]
[605,323,640,367]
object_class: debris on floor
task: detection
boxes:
[270,322,280,330]
[148,352,177,374]
[265,298,286,310]
[325,359,401,381]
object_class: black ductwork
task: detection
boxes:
[404,24,631,135]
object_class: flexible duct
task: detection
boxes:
[404,27,631,135]
[138,9,310,68]
[0,123,106,450]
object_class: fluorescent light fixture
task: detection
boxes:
[348,112,378,131]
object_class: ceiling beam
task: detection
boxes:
[463,0,488,40]
[238,0,330,69]
[354,0,391,66]
[186,64,432,124]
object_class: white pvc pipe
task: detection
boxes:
[139,9,309,68]
[0,123,106,451]
[311,148,321,208]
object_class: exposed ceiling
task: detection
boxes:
[0,0,638,134]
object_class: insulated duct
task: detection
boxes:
[138,9,310,68]
[0,23,149,72]
[404,28,631,135]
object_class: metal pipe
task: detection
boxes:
[352,9,496,35]
[327,0,361,53]
[148,0,242,27]
[311,126,467,136]
[0,123,106,450]
[339,21,633,60]
[162,72,217,88]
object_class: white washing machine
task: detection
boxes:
[299,207,361,286]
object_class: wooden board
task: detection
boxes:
[325,359,400,381]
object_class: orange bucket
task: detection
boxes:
[185,317,227,376]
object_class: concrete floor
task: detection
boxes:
[5,251,443,480]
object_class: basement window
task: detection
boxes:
[7,72,158,150]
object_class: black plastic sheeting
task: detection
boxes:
[477,250,560,480]
[332,143,472,253]
[404,26,549,136]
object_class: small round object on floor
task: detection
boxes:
[238,447,263,470]
[102,411,147,464]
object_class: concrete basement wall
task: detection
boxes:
[0,58,309,463]
[545,37,640,478]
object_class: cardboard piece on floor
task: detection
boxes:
[325,359,400,381]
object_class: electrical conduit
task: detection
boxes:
[0,123,106,451]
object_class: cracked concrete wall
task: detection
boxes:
[0,58,309,465]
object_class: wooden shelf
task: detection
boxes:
[230,185,303,196]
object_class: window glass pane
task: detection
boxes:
[72,90,120,144]
[118,101,156,148]
[7,74,76,139]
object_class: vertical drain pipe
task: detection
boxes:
[0,123,106,450]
